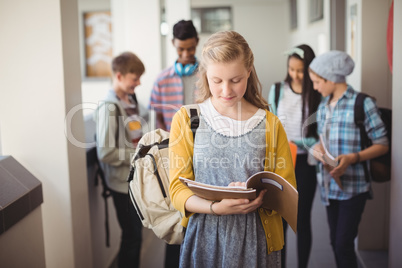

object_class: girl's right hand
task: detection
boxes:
[212,189,267,215]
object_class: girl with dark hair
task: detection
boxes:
[268,44,321,268]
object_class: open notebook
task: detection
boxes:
[180,171,298,232]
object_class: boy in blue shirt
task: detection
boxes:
[309,51,388,268]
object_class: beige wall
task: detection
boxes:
[0,0,92,267]
[389,0,402,266]
[0,208,46,267]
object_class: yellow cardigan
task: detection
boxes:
[169,107,297,254]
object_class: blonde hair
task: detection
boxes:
[196,31,268,110]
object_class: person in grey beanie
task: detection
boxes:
[308,50,389,268]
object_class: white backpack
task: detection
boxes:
[128,105,200,244]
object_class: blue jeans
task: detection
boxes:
[326,192,369,268]
[112,190,142,268]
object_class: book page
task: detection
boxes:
[245,171,298,233]
[179,177,257,201]
[319,135,343,190]
[319,134,338,167]
[180,172,298,233]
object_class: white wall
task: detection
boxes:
[288,0,331,55]
[191,0,289,99]
[233,1,289,99]
[165,0,191,67]
[0,0,92,267]
[111,0,161,115]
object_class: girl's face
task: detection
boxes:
[207,59,251,110]
[288,57,304,85]
[309,71,334,97]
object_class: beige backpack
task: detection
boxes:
[128,105,200,244]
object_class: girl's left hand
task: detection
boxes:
[330,153,355,179]
[212,189,267,215]
[228,181,246,188]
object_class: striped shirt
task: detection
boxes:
[149,65,198,131]
[316,86,388,204]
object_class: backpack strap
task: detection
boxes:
[354,93,371,182]
[184,104,201,140]
[93,145,112,247]
[131,93,138,104]
[274,82,281,112]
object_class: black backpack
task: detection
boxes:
[92,148,112,247]
[354,93,392,183]
[274,82,281,111]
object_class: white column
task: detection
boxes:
[111,0,161,111]
[165,0,191,67]
[0,0,92,267]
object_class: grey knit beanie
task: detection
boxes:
[309,51,355,83]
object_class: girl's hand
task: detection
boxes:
[228,181,246,188]
[212,189,267,215]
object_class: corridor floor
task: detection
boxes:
[113,186,387,268]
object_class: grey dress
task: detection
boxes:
[179,115,280,268]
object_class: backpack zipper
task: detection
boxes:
[126,166,135,182]
[128,185,144,221]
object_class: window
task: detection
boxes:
[309,0,324,23]
[191,7,232,34]
[290,0,298,30]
